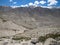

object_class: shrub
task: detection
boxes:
[2,19,7,22]
[38,33,60,43]
[0,36,10,39]
[12,37,31,41]
[38,36,47,43]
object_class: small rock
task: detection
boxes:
[36,42,42,45]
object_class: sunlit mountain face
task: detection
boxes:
[0,0,60,8]
[0,6,60,38]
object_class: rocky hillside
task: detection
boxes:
[0,6,60,38]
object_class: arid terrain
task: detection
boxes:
[0,6,60,45]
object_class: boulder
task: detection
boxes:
[44,38,56,45]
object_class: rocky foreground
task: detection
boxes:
[0,37,60,45]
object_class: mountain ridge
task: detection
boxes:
[0,6,60,38]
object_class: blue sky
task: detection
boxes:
[0,0,60,8]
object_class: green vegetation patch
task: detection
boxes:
[38,33,60,42]
[12,36,31,41]
[0,36,10,39]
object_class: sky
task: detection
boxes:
[0,0,60,8]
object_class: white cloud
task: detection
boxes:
[28,2,38,7]
[11,6,20,8]
[15,0,47,8]
[10,0,58,8]
[20,0,46,7]
[13,2,17,4]
[40,6,53,9]
[40,1,46,4]
[9,0,17,5]
[29,2,34,6]
[9,0,13,2]
[20,4,28,7]
[48,0,58,6]
[24,4,28,7]
[34,1,40,5]
[20,5,25,7]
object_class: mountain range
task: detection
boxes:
[0,6,60,38]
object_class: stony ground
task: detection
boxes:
[0,37,60,45]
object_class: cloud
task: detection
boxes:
[24,4,28,7]
[13,2,17,4]
[10,0,58,8]
[13,0,58,8]
[11,6,20,8]
[40,6,53,9]
[48,0,58,6]
[40,0,46,4]
[28,2,34,6]
[9,0,13,2]
[20,5,24,7]
[11,0,46,8]
[28,2,38,7]
[11,4,28,8]
[34,1,40,5]
[20,0,46,7]
[9,0,17,5]
[20,4,28,7]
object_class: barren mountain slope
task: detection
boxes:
[0,6,60,38]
